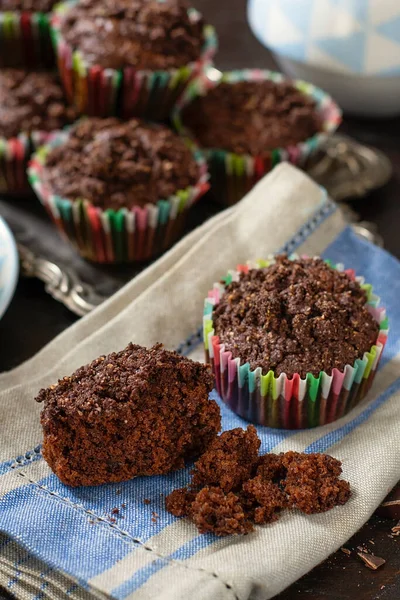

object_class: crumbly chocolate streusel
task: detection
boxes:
[42,118,200,209]
[59,0,205,70]
[181,80,322,155]
[0,70,76,139]
[36,343,221,487]
[212,255,379,378]
[166,426,351,536]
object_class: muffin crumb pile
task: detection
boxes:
[166,425,351,536]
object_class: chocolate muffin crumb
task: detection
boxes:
[182,80,322,155]
[212,255,379,378]
[59,0,205,70]
[191,425,260,492]
[166,426,351,536]
[165,488,196,517]
[282,452,351,513]
[42,118,199,210]
[36,343,221,486]
[242,476,287,523]
[191,487,253,536]
[0,69,76,139]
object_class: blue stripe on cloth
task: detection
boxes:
[111,535,217,600]
[109,226,400,597]
[322,226,400,366]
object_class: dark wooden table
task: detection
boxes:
[0,0,399,598]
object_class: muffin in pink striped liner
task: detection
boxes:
[0,69,76,195]
[174,68,342,206]
[203,255,388,429]
[0,0,56,68]
[50,0,217,120]
[28,118,209,263]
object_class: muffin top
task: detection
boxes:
[58,0,205,70]
[36,343,214,415]
[0,69,76,139]
[42,117,200,210]
[212,255,379,378]
[0,0,57,10]
[181,80,322,155]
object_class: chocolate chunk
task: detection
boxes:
[191,425,260,492]
[392,521,400,534]
[41,118,200,210]
[212,255,379,378]
[182,80,322,155]
[36,343,221,486]
[190,487,253,536]
[59,0,205,70]
[375,485,400,520]
[357,552,386,570]
[0,69,76,139]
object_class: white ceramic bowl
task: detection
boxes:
[248,0,400,117]
[0,215,19,321]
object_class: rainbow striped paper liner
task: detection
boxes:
[50,1,218,120]
[203,257,389,429]
[0,131,55,195]
[174,69,342,206]
[27,129,210,264]
[0,11,54,68]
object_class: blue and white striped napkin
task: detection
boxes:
[0,164,399,600]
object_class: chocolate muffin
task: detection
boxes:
[0,0,56,9]
[181,79,322,156]
[0,69,76,139]
[0,1,57,68]
[175,70,341,206]
[41,117,200,210]
[36,343,221,487]
[58,0,206,70]
[212,255,379,378]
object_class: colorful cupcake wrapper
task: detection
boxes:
[203,256,389,429]
[174,68,342,206]
[0,131,56,195]
[50,1,218,120]
[27,129,210,264]
[0,11,54,68]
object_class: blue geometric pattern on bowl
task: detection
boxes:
[248,0,400,76]
[0,216,19,321]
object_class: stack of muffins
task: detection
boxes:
[1,0,341,263]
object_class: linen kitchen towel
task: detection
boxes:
[0,163,399,600]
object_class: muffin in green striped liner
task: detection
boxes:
[0,69,77,195]
[27,118,209,264]
[174,68,342,207]
[50,0,217,121]
[0,1,56,68]
[203,255,388,429]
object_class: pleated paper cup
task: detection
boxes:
[50,1,217,120]
[0,131,56,195]
[174,69,342,206]
[203,257,388,429]
[27,130,209,264]
[0,11,54,68]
